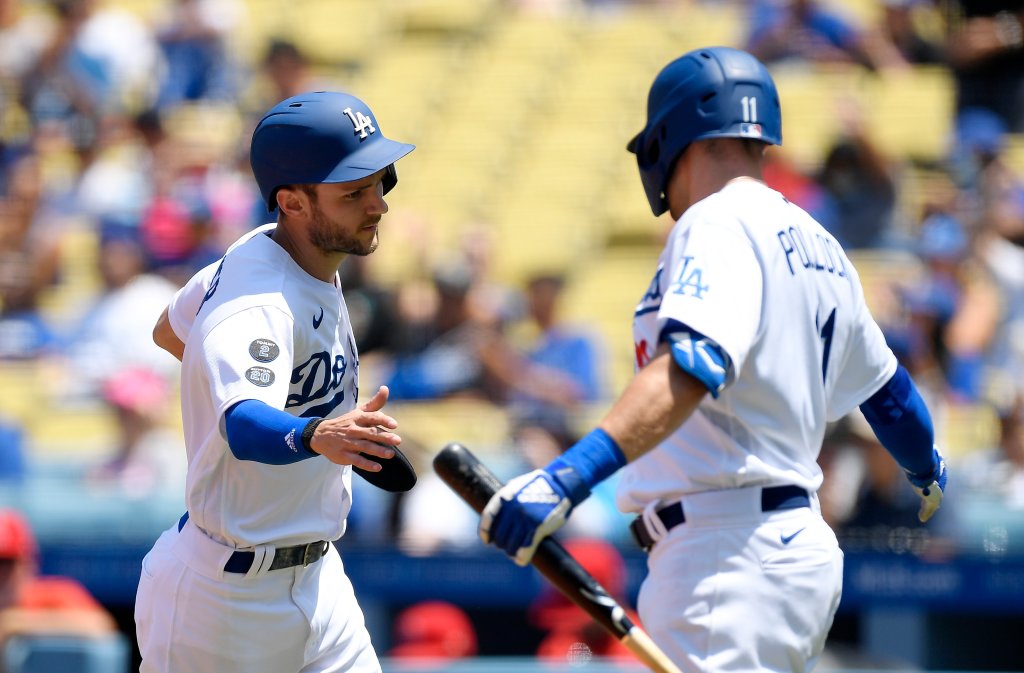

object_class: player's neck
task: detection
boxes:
[669,154,764,219]
[271,224,344,284]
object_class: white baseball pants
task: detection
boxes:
[135,520,380,673]
[636,486,844,673]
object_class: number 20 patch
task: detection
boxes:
[245,366,275,387]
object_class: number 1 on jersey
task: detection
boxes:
[818,307,836,383]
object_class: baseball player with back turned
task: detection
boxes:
[479,46,949,672]
[135,92,414,673]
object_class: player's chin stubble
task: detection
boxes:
[308,207,380,256]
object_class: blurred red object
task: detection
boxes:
[389,600,477,660]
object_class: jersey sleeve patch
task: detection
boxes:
[249,339,280,363]
[244,366,276,387]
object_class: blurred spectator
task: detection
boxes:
[55,226,177,402]
[384,261,508,402]
[948,106,1013,191]
[19,0,162,158]
[388,601,477,661]
[153,0,244,108]
[338,255,401,356]
[88,367,186,497]
[943,0,1024,132]
[762,149,831,220]
[260,39,325,104]
[458,224,521,328]
[0,151,61,360]
[515,273,604,405]
[0,509,117,645]
[826,413,938,555]
[0,419,25,482]
[528,538,637,664]
[882,0,947,64]
[73,112,153,233]
[816,117,900,250]
[960,391,1024,506]
[746,0,906,70]
[384,261,576,407]
[0,0,56,83]
[395,463,479,554]
[950,108,1024,395]
[891,212,1001,402]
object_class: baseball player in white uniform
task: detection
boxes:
[479,47,948,672]
[135,91,414,673]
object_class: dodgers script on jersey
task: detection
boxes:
[618,179,897,512]
[167,226,359,548]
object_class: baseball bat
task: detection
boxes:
[433,443,683,673]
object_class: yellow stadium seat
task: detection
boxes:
[938,402,1000,460]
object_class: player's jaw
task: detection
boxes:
[308,204,382,257]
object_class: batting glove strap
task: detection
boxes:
[904,446,947,522]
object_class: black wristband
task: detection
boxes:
[301,418,325,456]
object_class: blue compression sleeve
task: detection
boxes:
[858,365,935,477]
[223,399,319,465]
[547,428,627,504]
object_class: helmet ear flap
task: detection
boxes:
[642,133,661,167]
[382,164,398,195]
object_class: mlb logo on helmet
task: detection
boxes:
[740,123,763,138]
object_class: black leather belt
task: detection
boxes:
[176,511,330,574]
[629,485,810,552]
[224,540,330,574]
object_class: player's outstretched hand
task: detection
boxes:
[479,469,575,566]
[308,386,401,471]
[905,446,947,523]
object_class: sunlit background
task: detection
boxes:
[1,0,1023,671]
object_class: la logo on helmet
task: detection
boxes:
[342,107,376,139]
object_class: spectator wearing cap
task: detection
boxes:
[0,509,117,646]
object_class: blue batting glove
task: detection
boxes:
[479,465,589,566]
[905,446,947,523]
[480,429,627,566]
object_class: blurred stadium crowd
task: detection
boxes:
[0,0,1023,670]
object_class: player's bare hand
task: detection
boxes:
[308,386,401,469]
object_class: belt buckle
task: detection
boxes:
[302,542,317,566]
[302,541,328,566]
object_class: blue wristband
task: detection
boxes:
[546,428,627,505]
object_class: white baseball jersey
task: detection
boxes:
[617,179,896,512]
[167,224,359,548]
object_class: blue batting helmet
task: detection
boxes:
[627,47,782,216]
[251,91,415,211]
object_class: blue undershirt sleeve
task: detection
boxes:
[223,399,320,465]
[858,365,936,477]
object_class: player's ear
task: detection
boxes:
[276,186,308,219]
